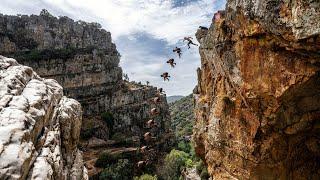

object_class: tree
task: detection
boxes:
[158,149,190,180]
[99,159,133,180]
[40,9,53,17]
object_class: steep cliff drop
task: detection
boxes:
[0,56,87,179]
[194,0,320,179]
[0,10,172,178]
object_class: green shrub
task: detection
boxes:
[200,168,210,180]
[80,128,95,140]
[95,152,131,168]
[158,149,191,180]
[134,174,157,180]
[111,132,126,142]
[177,141,192,154]
[99,159,133,180]
[196,161,204,174]
[195,160,210,180]
[101,112,114,130]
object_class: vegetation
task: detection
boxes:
[80,120,96,140]
[95,152,132,168]
[110,132,135,147]
[177,141,193,154]
[158,149,192,180]
[169,94,194,139]
[165,94,210,180]
[80,128,95,140]
[200,169,210,180]
[101,111,114,133]
[196,161,210,180]
[93,94,208,179]
[99,159,133,180]
[134,174,158,180]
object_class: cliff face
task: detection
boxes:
[194,0,320,179]
[0,10,171,139]
[0,56,87,179]
[0,11,172,177]
[0,10,122,116]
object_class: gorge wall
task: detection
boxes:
[194,0,320,179]
[0,56,87,179]
[0,10,121,116]
[0,10,172,177]
[0,10,171,139]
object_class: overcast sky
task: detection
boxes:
[0,0,226,96]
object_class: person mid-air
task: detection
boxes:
[183,37,198,49]
[173,47,182,58]
[160,72,170,81]
[166,58,176,68]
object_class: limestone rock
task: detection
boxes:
[0,11,172,178]
[0,56,87,179]
[0,12,121,115]
[193,0,320,179]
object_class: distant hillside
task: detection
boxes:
[167,95,184,103]
[169,94,194,138]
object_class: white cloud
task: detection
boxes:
[0,0,226,96]
[0,0,220,44]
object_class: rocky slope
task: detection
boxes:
[0,56,87,179]
[0,10,172,177]
[193,0,320,179]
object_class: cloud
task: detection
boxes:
[0,0,224,43]
[117,32,201,96]
[0,0,226,96]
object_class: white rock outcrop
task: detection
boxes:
[0,56,87,179]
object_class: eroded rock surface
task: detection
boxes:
[0,11,172,177]
[0,10,121,115]
[0,56,87,179]
[193,0,320,179]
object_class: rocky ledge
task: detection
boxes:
[0,56,87,179]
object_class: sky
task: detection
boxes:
[0,0,226,96]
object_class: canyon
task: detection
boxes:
[194,0,320,179]
[1,0,319,179]
[0,10,172,178]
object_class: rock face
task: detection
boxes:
[0,10,171,139]
[0,10,121,115]
[193,0,320,179]
[0,56,87,179]
[0,11,172,177]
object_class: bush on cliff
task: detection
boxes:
[99,159,133,180]
[80,128,95,140]
[200,169,210,180]
[196,160,210,180]
[134,174,158,180]
[101,111,114,132]
[95,152,131,168]
[177,141,192,154]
